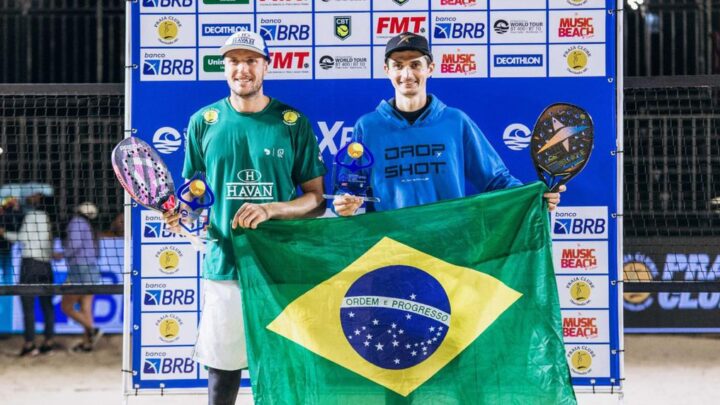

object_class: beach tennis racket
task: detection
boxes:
[530,103,594,192]
[111,137,207,250]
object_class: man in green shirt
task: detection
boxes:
[165,30,326,405]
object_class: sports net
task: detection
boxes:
[0,85,125,295]
[624,77,720,292]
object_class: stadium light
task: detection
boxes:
[627,0,645,10]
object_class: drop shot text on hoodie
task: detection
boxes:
[353,94,522,212]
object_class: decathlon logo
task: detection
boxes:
[502,123,531,151]
[152,127,182,154]
[202,23,250,36]
[494,54,543,67]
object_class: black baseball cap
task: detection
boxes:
[384,32,433,61]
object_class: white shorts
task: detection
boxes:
[193,280,248,371]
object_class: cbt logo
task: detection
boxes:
[551,207,608,240]
[142,349,196,380]
[142,280,197,311]
[259,17,310,43]
[141,50,195,81]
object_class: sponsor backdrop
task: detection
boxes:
[625,237,720,332]
[0,239,124,335]
[129,0,621,393]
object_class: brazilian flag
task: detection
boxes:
[232,182,576,404]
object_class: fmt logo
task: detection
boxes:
[143,356,195,375]
[376,16,426,34]
[434,22,485,39]
[144,288,196,306]
[554,215,606,236]
[260,21,310,41]
[558,17,594,38]
[269,51,310,69]
[143,58,194,76]
[202,23,250,36]
[440,53,476,74]
[143,0,193,6]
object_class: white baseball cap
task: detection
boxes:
[220,30,270,60]
[76,202,99,220]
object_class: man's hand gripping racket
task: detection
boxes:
[111,137,212,251]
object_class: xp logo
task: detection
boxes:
[144,288,196,306]
[143,356,195,375]
[433,23,485,39]
[142,58,194,76]
[143,0,193,7]
[152,127,182,154]
[502,123,531,151]
[259,22,310,41]
[335,16,351,40]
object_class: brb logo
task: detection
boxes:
[143,352,196,377]
[142,280,197,311]
[433,18,485,40]
[260,18,310,41]
[143,0,192,7]
[552,207,608,240]
[142,52,194,78]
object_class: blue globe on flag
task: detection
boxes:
[340,265,451,370]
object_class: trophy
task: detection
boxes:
[176,172,215,233]
[322,140,380,203]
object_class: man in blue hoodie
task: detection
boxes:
[334,32,564,215]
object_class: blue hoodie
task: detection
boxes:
[353,95,522,211]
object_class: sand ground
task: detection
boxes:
[0,334,716,404]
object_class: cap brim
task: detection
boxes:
[385,47,433,60]
[220,45,270,60]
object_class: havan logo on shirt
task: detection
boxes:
[226,169,275,200]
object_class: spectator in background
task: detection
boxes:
[61,202,103,352]
[0,193,58,356]
[0,197,23,285]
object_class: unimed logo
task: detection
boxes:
[203,55,224,72]
[270,51,310,69]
